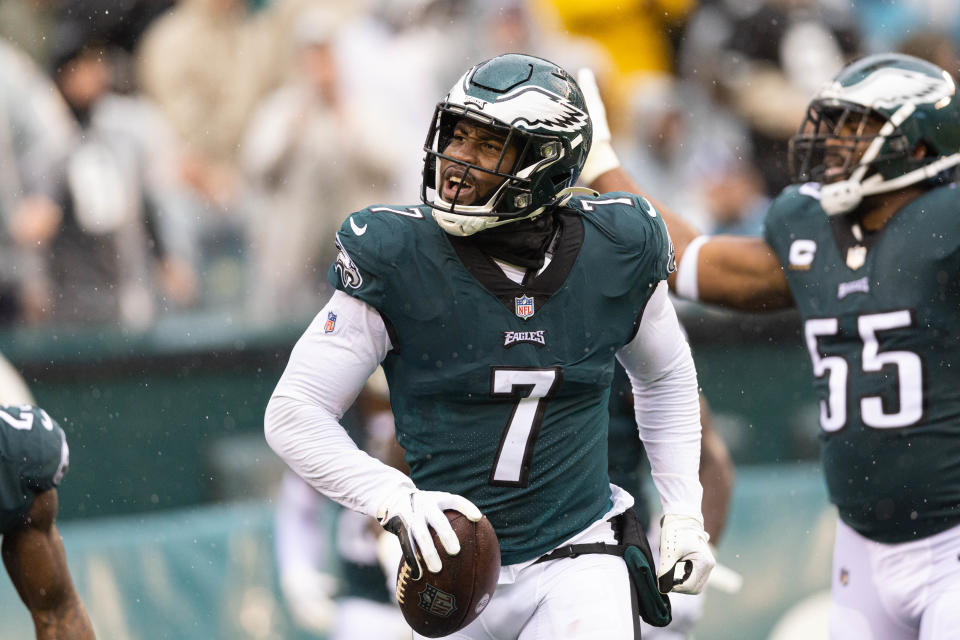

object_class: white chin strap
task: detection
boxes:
[431,187,595,236]
[432,206,545,236]
[819,102,960,215]
[820,152,960,216]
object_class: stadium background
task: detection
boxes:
[3,0,958,637]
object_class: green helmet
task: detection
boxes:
[421,53,593,236]
[790,53,960,215]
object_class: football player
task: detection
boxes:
[265,53,715,639]
[581,54,960,639]
[1,404,95,640]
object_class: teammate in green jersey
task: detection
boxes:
[1,404,95,640]
[581,53,960,639]
[266,53,715,639]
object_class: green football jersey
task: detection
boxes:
[329,193,672,564]
[0,405,68,534]
[764,183,960,543]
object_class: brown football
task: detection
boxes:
[396,510,501,638]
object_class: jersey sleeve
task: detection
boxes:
[575,191,675,292]
[0,405,69,521]
[326,206,419,313]
[762,184,817,263]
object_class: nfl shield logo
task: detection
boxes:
[515,295,535,319]
[324,311,337,333]
[418,584,457,618]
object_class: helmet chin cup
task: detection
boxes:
[820,180,863,216]
[432,209,497,236]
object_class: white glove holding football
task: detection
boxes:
[657,514,716,595]
[577,67,621,185]
[377,486,482,580]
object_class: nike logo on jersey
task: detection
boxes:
[837,276,869,299]
[503,330,546,348]
[349,217,367,236]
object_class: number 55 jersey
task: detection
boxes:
[764,183,960,543]
[328,193,673,565]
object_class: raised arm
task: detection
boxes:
[577,70,793,312]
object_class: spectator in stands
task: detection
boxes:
[619,75,753,234]
[241,6,394,325]
[49,37,198,328]
[532,0,697,131]
[701,161,769,237]
[678,0,861,196]
[0,1,57,67]
[136,0,288,307]
[1,404,96,640]
[0,38,74,326]
[897,30,960,83]
[852,0,960,56]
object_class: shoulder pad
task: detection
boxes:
[335,204,430,267]
[328,204,432,301]
[572,191,673,284]
[762,184,823,239]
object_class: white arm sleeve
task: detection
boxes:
[616,280,704,521]
[264,290,415,518]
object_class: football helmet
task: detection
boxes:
[789,53,960,215]
[422,53,592,236]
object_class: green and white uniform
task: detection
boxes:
[267,189,705,640]
[764,183,960,543]
[327,193,671,564]
[0,405,68,534]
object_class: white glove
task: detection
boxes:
[657,514,715,595]
[376,486,482,580]
[577,67,621,185]
[280,567,338,634]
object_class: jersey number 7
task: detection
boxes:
[488,367,562,487]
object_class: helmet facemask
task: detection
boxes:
[788,54,960,216]
[790,103,918,201]
[420,54,592,237]
[422,105,572,236]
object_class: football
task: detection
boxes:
[396,510,501,638]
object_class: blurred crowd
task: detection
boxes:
[1,0,958,332]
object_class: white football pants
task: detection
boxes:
[414,488,636,640]
[830,519,960,639]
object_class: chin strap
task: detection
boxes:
[432,187,597,236]
[556,186,599,206]
[432,205,547,236]
[821,152,960,215]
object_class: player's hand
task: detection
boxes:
[577,67,621,185]
[657,514,715,595]
[376,487,482,580]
